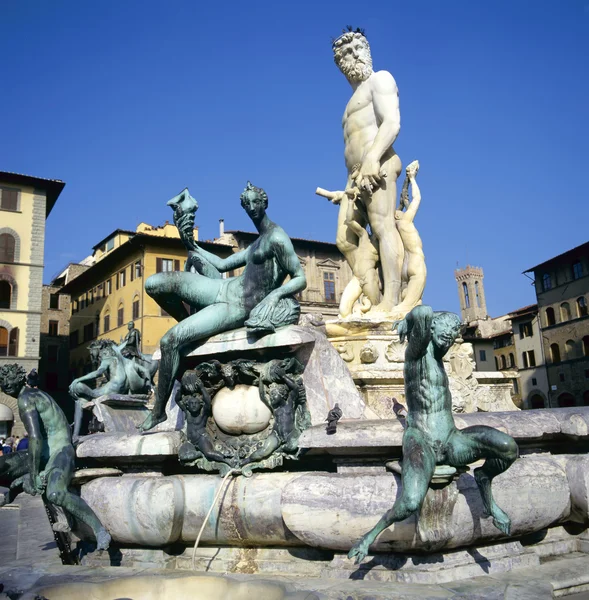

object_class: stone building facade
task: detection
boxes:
[0,171,65,436]
[57,223,352,373]
[508,304,550,409]
[524,241,589,407]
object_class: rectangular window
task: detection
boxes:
[47,345,58,363]
[573,261,583,280]
[134,261,142,279]
[48,320,59,336]
[69,330,78,348]
[479,350,486,361]
[0,188,19,211]
[513,379,519,395]
[156,258,176,273]
[522,352,529,369]
[119,269,126,288]
[132,299,140,320]
[106,279,112,295]
[103,314,110,333]
[118,306,124,327]
[72,300,78,314]
[323,271,336,302]
[542,274,552,291]
[106,238,114,251]
[519,322,533,339]
[528,350,536,367]
[49,294,60,310]
[559,373,565,383]
[532,377,537,386]
[83,322,94,342]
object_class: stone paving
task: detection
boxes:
[0,492,60,567]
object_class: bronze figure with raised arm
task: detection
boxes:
[348,305,518,564]
[139,183,307,432]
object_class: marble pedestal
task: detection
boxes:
[325,316,519,416]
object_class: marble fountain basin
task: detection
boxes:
[23,573,318,600]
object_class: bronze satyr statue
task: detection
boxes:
[0,364,110,550]
[348,305,518,564]
[139,183,307,432]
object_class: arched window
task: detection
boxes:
[0,327,18,357]
[542,273,552,291]
[500,355,507,369]
[0,281,11,309]
[583,336,589,357]
[560,302,571,322]
[475,281,481,308]
[509,353,515,367]
[577,297,588,318]
[103,311,110,333]
[529,394,545,409]
[494,356,499,370]
[565,339,576,359]
[117,303,124,327]
[0,234,15,263]
[557,393,575,407]
[462,282,470,308]
[550,343,561,364]
[545,307,556,326]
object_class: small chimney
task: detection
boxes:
[219,219,225,237]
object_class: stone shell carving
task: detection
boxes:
[385,341,405,363]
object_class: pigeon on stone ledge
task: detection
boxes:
[326,403,343,435]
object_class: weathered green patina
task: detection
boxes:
[0,364,111,550]
[348,305,519,564]
[139,183,307,432]
[69,338,157,442]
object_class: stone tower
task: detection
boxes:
[455,265,488,323]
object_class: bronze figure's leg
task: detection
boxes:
[348,429,435,564]
[140,302,247,431]
[44,447,111,550]
[447,426,518,535]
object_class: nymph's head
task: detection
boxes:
[0,364,27,398]
[167,188,198,245]
[240,181,268,223]
[333,27,373,83]
[431,312,462,355]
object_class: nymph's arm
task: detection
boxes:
[19,396,43,488]
[400,305,433,360]
[265,235,307,301]
[72,363,108,384]
[191,245,249,273]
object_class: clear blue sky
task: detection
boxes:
[1,0,588,317]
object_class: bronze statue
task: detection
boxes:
[348,306,518,564]
[0,364,110,550]
[139,184,307,432]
